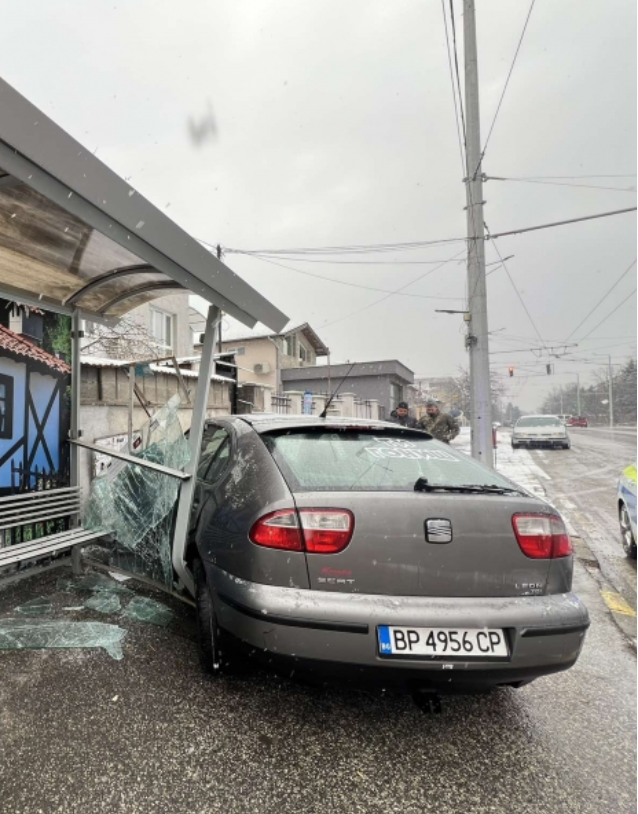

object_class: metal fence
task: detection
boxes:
[272,394,291,414]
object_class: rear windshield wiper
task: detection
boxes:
[414,478,525,495]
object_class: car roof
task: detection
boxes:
[228,413,431,435]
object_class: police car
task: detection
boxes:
[617,465,637,559]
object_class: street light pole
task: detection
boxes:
[463,0,494,468]
[576,373,581,416]
[607,355,614,428]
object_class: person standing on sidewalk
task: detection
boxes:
[389,401,419,428]
[418,400,460,443]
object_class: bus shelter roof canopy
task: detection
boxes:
[0,78,287,330]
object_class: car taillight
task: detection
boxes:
[249,509,354,553]
[299,510,354,554]
[512,513,573,559]
[249,510,303,551]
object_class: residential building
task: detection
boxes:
[281,359,414,420]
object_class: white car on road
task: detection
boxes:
[512,415,571,450]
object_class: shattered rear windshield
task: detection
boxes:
[263,429,514,492]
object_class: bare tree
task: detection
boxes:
[81,316,165,361]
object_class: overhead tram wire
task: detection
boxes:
[230,252,465,301]
[485,176,637,193]
[491,241,547,350]
[564,259,636,341]
[441,0,466,174]
[318,248,467,331]
[578,288,637,342]
[471,0,537,179]
[504,174,637,180]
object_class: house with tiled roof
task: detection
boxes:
[0,321,71,492]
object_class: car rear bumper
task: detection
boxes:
[206,564,589,688]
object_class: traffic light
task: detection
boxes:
[508,366,514,377]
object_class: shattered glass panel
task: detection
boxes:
[84,594,122,615]
[57,573,133,595]
[15,597,53,616]
[123,596,174,627]
[84,394,190,587]
[0,619,127,660]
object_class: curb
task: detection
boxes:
[571,535,637,648]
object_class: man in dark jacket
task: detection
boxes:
[389,401,419,428]
[418,400,460,443]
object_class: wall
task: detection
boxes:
[282,361,413,419]
[0,356,26,488]
[79,364,231,502]
[28,370,62,473]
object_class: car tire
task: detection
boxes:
[511,442,519,449]
[193,558,226,676]
[562,443,571,450]
[619,503,637,560]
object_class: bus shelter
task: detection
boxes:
[0,77,287,597]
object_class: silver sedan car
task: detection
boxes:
[188,415,589,692]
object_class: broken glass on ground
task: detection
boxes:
[14,596,53,616]
[84,394,190,588]
[84,593,122,615]
[56,573,133,595]
[0,619,127,660]
[123,596,174,627]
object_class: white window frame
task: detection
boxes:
[299,344,307,362]
[150,307,175,352]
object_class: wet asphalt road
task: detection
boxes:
[0,562,635,814]
[525,426,637,613]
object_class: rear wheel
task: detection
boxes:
[619,503,637,559]
[511,442,520,449]
[194,558,226,676]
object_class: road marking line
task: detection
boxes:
[600,590,637,617]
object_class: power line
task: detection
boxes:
[231,252,465,301]
[578,288,637,341]
[488,207,637,239]
[564,259,637,340]
[491,241,547,349]
[505,174,637,180]
[472,0,537,178]
[222,237,467,256]
[318,249,467,330]
[486,176,637,193]
[217,207,635,258]
[448,0,467,168]
[228,254,466,266]
[441,0,466,173]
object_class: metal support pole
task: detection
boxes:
[172,304,220,597]
[70,310,82,574]
[128,364,135,453]
[576,373,581,416]
[463,0,493,468]
[608,355,614,428]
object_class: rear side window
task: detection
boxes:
[263,430,513,492]
[198,426,230,482]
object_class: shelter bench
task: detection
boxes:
[0,486,105,570]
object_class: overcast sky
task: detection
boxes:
[2,0,636,409]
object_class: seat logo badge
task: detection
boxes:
[425,518,453,544]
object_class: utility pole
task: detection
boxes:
[607,355,614,428]
[463,0,493,467]
[216,245,224,354]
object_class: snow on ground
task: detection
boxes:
[452,428,578,534]
[454,428,547,497]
